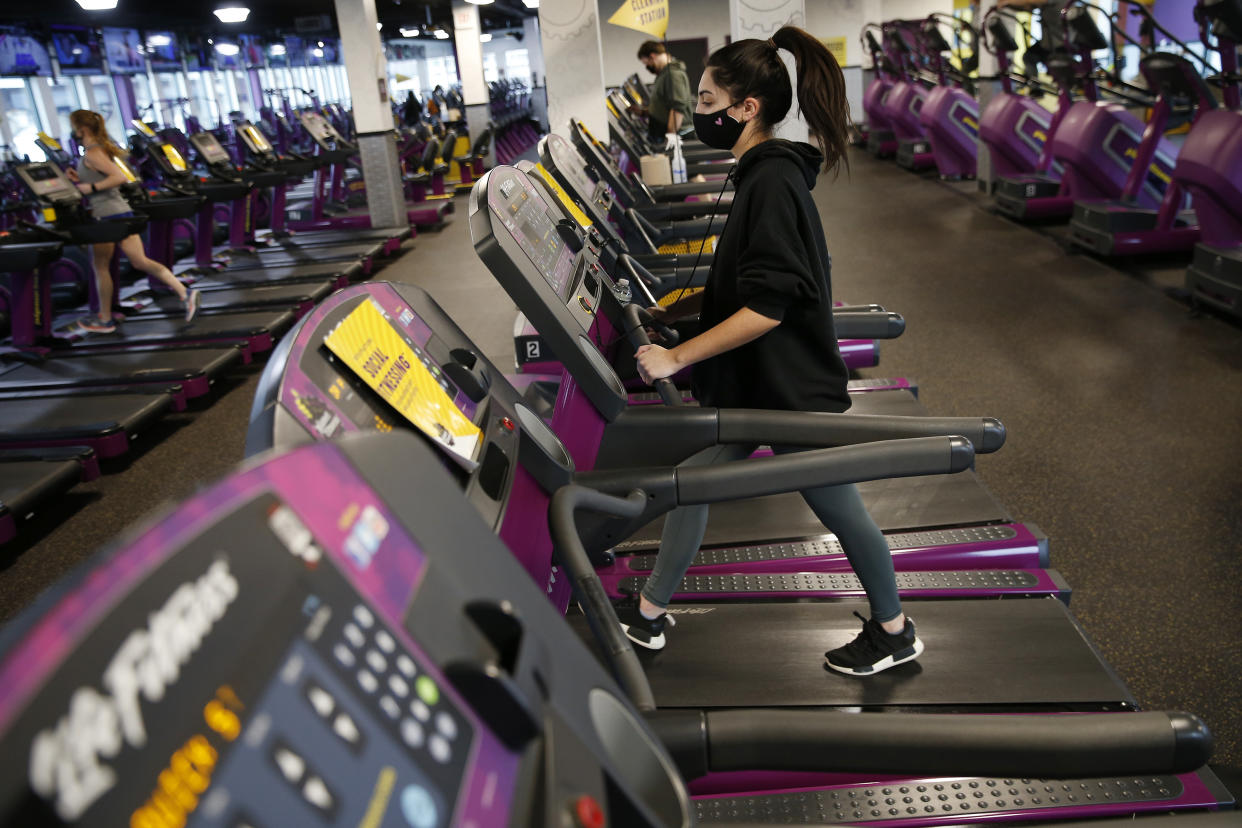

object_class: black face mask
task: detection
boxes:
[693,103,746,150]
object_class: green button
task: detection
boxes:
[416,675,439,706]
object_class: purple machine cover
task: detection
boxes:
[919,86,980,178]
[979,94,1052,178]
[1172,109,1242,247]
[1049,101,1179,207]
[882,81,929,142]
[0,441,518,826]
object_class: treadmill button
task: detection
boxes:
[303,776,335,812]
[366,649,388,674]
[434,712,456,740]
[380,696,402,720]
[333,712,361,746]
[410,700,431,722]
[400,785,438,828]
[344,623,365,648]
[273,748,305,784]
[389,675,410,698]
[357,670,379,694]
[375,630,396,653]
[306,685,335,718]
[396,655,417,678]
[429,735,451,764]
[401,718,425,749]
[333,645,356,668]
[353,605,375,628]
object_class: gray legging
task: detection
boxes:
[641,442,903,623]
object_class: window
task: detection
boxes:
[155,72,183,130]
[186,72,220,129]
[88,76,125,141]
[0,78,42,160]
[132,72,155,124]
[483,52,499,83]
[46,76,81,143]
[428,55,458,89]
[505,48,531,84]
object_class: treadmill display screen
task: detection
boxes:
[0,444,519,827]
[17,163,77,200]
[489,171,577,300]
[190,133,232,166]
[49,26,104,75]
[546,133,601,206]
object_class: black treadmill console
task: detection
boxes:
[0,433,690,827]
[539,133,615,228]
[15,163,83,211]
[246,281,577,527]
[471,166,630,421]
[189,131,240,177]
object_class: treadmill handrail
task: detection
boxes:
[833,310,906,340]
[717,409,1006,454]
[645,708,1213,779]
[622,303,684,407]
[675,436,975,505]
[548,485,656,711]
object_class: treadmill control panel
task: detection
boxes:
[542,133,615,224]
[189,132,235,168]
[16,163,82,206]
[0,441,519,827]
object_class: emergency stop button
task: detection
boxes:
[573,794,605,828]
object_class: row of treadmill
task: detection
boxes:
[0,89,1235,825]
[0,108,427,547]
[858,0,1242,318]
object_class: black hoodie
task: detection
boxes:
[691,139,851,414]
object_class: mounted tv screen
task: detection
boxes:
[50,25,104,75]
[284,35,306,67]
[239,33,265,69]
[0,26,52,76]
[102,27,144,74]
[144,30,181,71]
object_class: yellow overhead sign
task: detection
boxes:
[608,0,669,39]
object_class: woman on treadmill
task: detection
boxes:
[66,109,199,334]
[626,27,921,676]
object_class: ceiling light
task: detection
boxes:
[76,0,118,9]
[312,48,324,57]
[480,33,492,42]
[376,22,383,30]
[213,6,250,23]
[148,34,172,47]
[270,44,286,55]
[400,27,420,37]
[465,0,494,4]
[522,0,538,7]
[317,41,325,47]
[434,29,450,39]
[215,42,240,56]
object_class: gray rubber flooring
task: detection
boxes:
[2,147,1239,768]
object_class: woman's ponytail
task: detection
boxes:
[704,25,851,177]
[770,26,851,177]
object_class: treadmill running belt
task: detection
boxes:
[0,348,242,392]
[0,394,171,442]
[625,469,1012,546]
[220,241,381,268]
[134,282,333,314]
[71,310,296,347]
[568,598,1130,709]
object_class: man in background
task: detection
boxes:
[637,41,695,146]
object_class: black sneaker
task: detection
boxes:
[615,595,676,651]
[825,611,923,675]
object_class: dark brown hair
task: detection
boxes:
[637,40,667,59]
[70,109,128,159]
[705,26,851,176]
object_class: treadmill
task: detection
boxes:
[12,163,297,358]
[0,446,95,545]
[0,431,1222,827]
[237,289,1231,823]
[129,121,386,274]
[469,166,1041,572]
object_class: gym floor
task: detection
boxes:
[3,146,1239,768]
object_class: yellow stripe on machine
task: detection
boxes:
[531,163,594,228]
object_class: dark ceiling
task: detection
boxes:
[4,0,534,38]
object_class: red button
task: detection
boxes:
[574,794,605,828]
[500,417,515,432]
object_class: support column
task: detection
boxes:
[524,16,549,131]
[335,0,407,228]
[728,0,808,144]
[975,0,1001,194]
[538,0,608,137]
[452,0,490,146]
